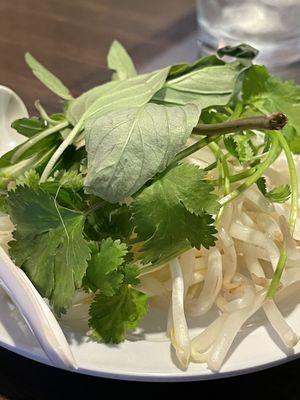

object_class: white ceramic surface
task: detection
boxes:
[0,88,300,381]
[0,85,28,156]
[0,291,300,381]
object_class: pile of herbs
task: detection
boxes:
[0,41,299,343]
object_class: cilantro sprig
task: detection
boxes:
[132,164,219,264]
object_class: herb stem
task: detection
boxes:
[208,142,223,190]
[193,112,287,136]
[172,136,217,165]
[34,100,62,124]
[266,248,287,298]
[221,152,231,195]
[209,142,231,224]
[173,113,287,166]
[276,133,298,234]
[204,152,231,172]
[11,120,68,164]
[219,135,281,206]
[40,118,84,183]
[210,167,257,186]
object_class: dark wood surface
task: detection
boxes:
[1,1,300,398]
[0,0,196,114]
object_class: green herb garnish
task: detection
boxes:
[1,41,298,343]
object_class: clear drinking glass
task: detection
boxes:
[197,0,300,67]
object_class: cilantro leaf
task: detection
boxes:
[14,169,84,212]
[224,133,255,162]
[223,136,239,159]
[85,203,134,243]
[84,237,146,342]
[132,164,218,263]
[15,169,40,188]
[243,65,300,153]
[52,170,83,190]
[234,134,255,162]
[84,238,127,296]
[123,263,140,286]
[256,177,267,195]
[266,184,291,203]
[89,286,148,343]
[7,186,91,314]
[256,177,291,203]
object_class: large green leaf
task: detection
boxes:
[66,67,169,124]
[153,62,247,108]
[84,102,201,202]
[25,53,73,100]
[8,186,91,314]
[107,40,137,81]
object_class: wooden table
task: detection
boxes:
[1,1,300,398]
[0,0,196,114]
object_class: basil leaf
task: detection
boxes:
[153,62,249,108]
[167,55,224,80]
[11,118,46,138]
[0,134,60,169]
[217,44,259,60]
[107,40,137,81]
[84,102,201,202]
[66,67,169,124]
[25,53,73,100]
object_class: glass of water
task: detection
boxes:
[197,0,300,67]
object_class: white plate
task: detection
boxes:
[1,86,300,382]
[0,288,300,381]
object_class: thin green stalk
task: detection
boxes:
[0,146,57,190]
[204,152,231,172]
[208,142,223,191]
[174,113,287,167]
[208,142,231,224]
[266,248,287,298]
[221,152,230,195]
[266,133,298,298]
[219,135,281,207]
[193,112,287,136]
[40,118,84,183]
[35,100,63,124]
[172,136,217,165]
[11,120,68,164]
[276,133,298,234]
[210,167,257,186]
